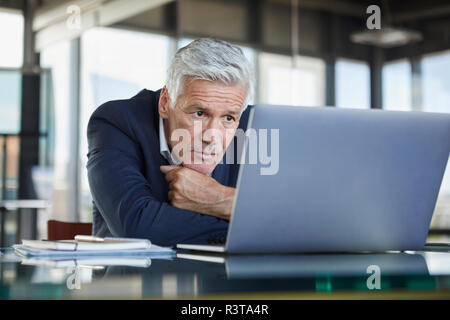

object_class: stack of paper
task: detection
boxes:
[13,236,175,259]
[21,257,156,268]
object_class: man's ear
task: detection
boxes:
[158,86,170,119]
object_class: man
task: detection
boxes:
[86,38,254,246]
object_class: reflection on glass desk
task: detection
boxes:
[1,248,450,299]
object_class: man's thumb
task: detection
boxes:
[160,165,180,174]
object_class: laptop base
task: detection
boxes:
[176,243,226,253]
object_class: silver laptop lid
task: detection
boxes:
[226,105,450,253]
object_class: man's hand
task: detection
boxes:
[160,165,236,221]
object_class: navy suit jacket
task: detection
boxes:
[86,89,251,247]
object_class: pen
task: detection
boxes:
[74,235,150,244]
[104,237,150,243]
[74,235,104,242]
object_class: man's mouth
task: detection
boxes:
[193,150,216,156]
[193,145,222,156]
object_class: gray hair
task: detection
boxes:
[165,38,254,112]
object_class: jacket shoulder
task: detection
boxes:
[87,89,161,138]
[90,89,159,121]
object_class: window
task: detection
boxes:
[259,53,325,106]
[0,11,24,202]
[81,27,171,108]
[423,50,450,114]
[40,41,72,223]
[422,51,450,229]
[336,58,370,109]
[382,60,412,111]
[0,71,21,133]
[0,10,23,68]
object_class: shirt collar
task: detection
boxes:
[159,116,181,165]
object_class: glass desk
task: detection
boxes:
[1,248,450,299]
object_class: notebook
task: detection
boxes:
[14,236,174,258]
[21,257,155,268]
[21,238,152,251]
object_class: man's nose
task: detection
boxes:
[203,118,221,142]
[202,120,223,144]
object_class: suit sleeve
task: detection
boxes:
[86,105,228,247]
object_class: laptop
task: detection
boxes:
[177,105,450,253]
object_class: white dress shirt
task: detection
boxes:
[159,117,181,165]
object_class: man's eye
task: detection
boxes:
[195,111,204,117]
[225,115,235,122]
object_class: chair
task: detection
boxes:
[47,219,92,240]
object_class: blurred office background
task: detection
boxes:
[0,0,449,243]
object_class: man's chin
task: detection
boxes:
[183,162,217,175]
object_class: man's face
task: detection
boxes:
[159,79,246,174]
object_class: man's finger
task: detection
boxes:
[164,169,180,182]
[161,165,181,182]
[160,165,180,174]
